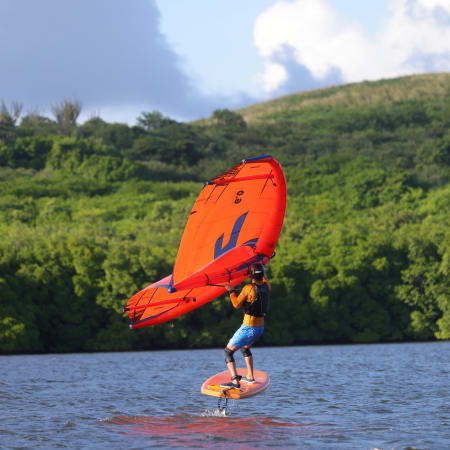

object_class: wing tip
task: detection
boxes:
[241,155,273,164]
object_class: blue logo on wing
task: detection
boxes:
[214,212,249,259]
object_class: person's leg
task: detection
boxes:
[225,343,239,379]
[240,327,264,382]
[241,346,254,380]
[223,325,246,381]
[221,343,241,388]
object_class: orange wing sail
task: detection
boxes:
[124,155,286,329]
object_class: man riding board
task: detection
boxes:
[220,263,270,389]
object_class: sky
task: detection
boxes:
[0,0,449,124]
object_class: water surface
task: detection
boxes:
[1,342,449,448]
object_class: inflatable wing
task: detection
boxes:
[124,155,286,329]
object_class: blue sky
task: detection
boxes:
[155,0,389,98]
[155,0,283,98]
[0,0,448,124]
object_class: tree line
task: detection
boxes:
[0,76,449,353]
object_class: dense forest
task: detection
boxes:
[1,73,449,353]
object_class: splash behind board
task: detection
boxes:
[201,368,269,399]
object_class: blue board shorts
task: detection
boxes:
[229,324,264,348]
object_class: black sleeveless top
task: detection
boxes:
[243,282,270,318]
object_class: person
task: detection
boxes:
[220,263,270,389]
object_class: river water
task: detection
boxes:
[1,342,449,449]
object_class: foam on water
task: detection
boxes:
[201,407,228,417]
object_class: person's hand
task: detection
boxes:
[224,283,233,292]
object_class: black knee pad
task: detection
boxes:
[241,347,252,358]
[223,347,235,363]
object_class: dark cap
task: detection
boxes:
[251,263,264,281]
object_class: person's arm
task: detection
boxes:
[225,284,250,309]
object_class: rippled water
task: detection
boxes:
[1,342,449,449]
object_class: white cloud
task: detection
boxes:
[261,62,288,92]
[416,0,450,10]
[254,0,450,94]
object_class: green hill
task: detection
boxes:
[238,73,450,124]
[0,73,449,353]
[196,73,449,125]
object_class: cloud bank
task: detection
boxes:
[0,0,241,122]
[1,0,448,123]
[254,0,450,95]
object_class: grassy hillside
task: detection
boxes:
[0,73,449,353]
[238,73,450,124]
[196,73,450,126]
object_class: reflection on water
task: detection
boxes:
[104,414,320,447]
